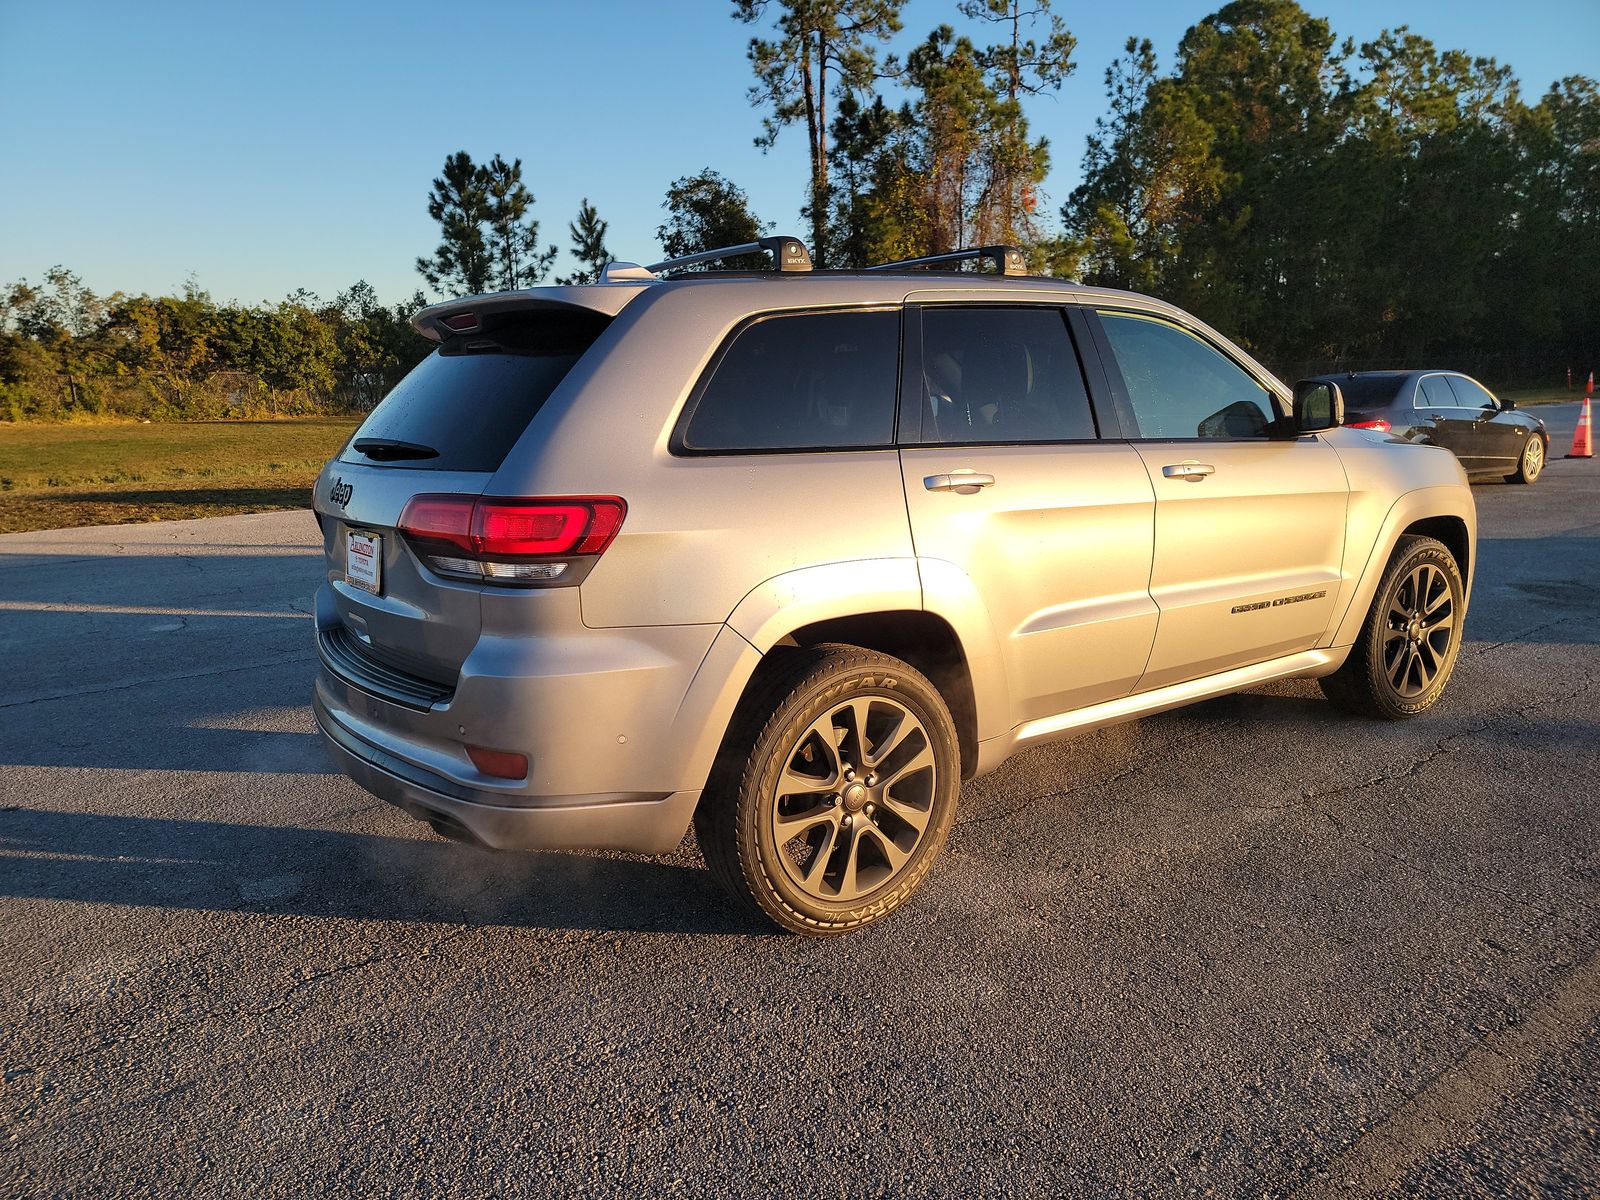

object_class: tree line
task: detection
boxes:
[0,271,431,422]
[2,0,1594,421]
[727,0,1597,381]
[0,167,774,421]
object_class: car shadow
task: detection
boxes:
[0,807,766,936]
[1,724,337,775]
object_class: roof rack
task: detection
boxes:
[645,235,812,276]
[866,245,1028,277]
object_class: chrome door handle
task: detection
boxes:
[1162,462,1215,481]
[924,471,996,494]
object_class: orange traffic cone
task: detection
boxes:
[1570,396,1594,458]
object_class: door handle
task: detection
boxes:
[924,470,996,494]
[1161,461,1215,481]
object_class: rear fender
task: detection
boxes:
[667,559,921,796]
[668,557,1015,794]
[725,558,923,652]
[914,558,1013,744]
[724,556,1011,745]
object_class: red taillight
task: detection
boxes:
[1347,419,1391,432]
[397,494,476,552]
[476,500,625,556]
[465,745,528,780]
[441,312,480,333]
[397,495,626,587]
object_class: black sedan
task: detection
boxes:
[1311,370,1551,483]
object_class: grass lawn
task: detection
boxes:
[0,418,359,534]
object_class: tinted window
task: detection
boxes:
[683,310,899,451]
[1419,375,1458,408]
[1334,375,1406,407]
[1098,311,1276,438]
[920,307,1096,443]
[342,312,610,473]
[1445,374,1498,409]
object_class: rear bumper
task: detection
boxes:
[314,691,699,854]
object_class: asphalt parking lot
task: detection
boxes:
[3,403,1596,1197]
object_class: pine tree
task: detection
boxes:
[415,151,492,297]
[735,0,903,267]
[482,154,558,290]
[559,199,611,284]
[416,151,556,297]
[960,0,1076,243]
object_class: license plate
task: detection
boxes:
[345,529,382,594]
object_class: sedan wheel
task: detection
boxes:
[1508,434,1544,484]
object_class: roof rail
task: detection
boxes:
[646,235,812,275]
[866,245,1028,277]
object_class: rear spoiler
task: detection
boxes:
[411,284,647,342]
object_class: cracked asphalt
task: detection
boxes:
[3,406,1596,1197]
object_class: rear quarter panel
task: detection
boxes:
[489,284,917,629]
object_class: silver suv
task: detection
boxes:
[312,239,1476,934]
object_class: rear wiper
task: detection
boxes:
[352,438,439,461]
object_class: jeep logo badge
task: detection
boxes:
[330,477,354,507]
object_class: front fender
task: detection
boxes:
[1323,483,1477,649]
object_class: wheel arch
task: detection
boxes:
[773,611,981,780]
[1327,485,1477,649]
[1401,514,1471,585]
[715,558,1013,781]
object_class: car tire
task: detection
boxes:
[1505,435,1545,484]
[695,644,960,935]
[1319,535,1465,720]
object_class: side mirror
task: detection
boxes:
[1292,379,1345,433]
[1499,396,1516,410]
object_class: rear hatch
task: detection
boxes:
[314,306,612,687]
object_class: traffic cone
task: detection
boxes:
[1569,397,1594,458]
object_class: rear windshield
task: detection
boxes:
[341,310,610,472]
[1334,375,1406,408]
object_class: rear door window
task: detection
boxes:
[342,310,610,472]
[920,306,1097,443]
[1418,375,1458,409]
[680,310,900,452]
[1096,310,1276,439]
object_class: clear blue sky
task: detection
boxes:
[2,0,1595,307]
